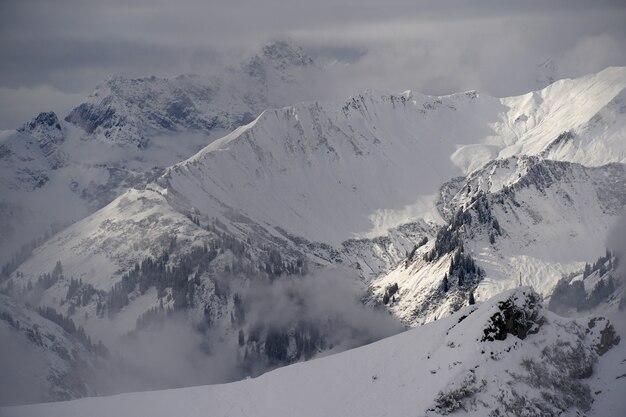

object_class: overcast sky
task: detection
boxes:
[1,0,625,129]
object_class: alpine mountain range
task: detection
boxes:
[1,41,625,417]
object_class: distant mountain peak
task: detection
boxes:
[261,40,315,68]
[240,40,315,80]
[19,111,62,133]
[535,57,558,87]
[18,111,64,144]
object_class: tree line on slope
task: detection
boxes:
[549,250,621,315]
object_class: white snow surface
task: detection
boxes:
[15,188,212,291]
[3,287,624,417]
[167,66,626,244]
[372,156,626,325]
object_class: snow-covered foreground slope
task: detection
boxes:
[3,288,624,417]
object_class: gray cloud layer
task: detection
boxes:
[1,0,626,128]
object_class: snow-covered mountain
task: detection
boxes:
[65,40,318,148]
[372,156,625,325]
[11,67,625,297]
[164,66,626,246]
[0,41,324,264]
[2,66,625,407]
[3,287,624,417]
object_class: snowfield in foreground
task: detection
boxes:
[3,288,624,417]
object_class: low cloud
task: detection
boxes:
[0,85,84,128]
[244,269,403,350]
[88,269,403,396]
[607,214,626,283]
[91,314,240,395]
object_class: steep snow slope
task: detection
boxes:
[166,67,626,245]
[14,189,213,291]
[497,66,626,167]
[164,92,486,244]
[3,288,623,417]
[372,157,625,325]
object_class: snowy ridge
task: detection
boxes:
[170,67,626,241]
[14,189,214,291]
[372,156,626,325]
[0,41,321,264]
[499,66,626,166]
[3,288,623,417]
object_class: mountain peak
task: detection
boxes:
[261,40,315,68]
[19,111,61,132]
[534,57,558,87]
[18,111,64,143]
[240,40,315,80]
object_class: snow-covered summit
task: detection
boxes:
[260,40,315,70]
[64,41,320,148]
[17,111,65,145]
[0,111,68,192]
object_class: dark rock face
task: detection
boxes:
[262,40,314,69]
[482,289,544,342]
[64,77,236,148]
[166,97,194,122]
[17,111,67,170]
[540,130,575,157]
[590,318,621,356]
[65,103,118,135]
[19,111,62,134]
